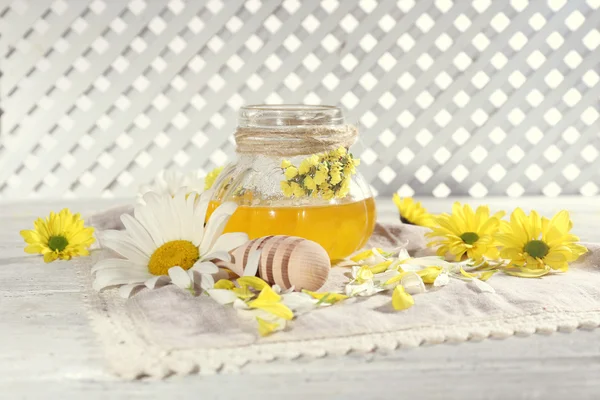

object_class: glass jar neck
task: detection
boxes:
[237,104,345,129]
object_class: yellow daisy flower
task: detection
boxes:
[392,195,434,227]
[20,208,95,263]
[426,202,504,263]
[496,208,587,273]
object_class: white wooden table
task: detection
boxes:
[2,197,600,399]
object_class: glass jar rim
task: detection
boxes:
[238,104,345,128]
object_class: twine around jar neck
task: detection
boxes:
[234,124,358,157]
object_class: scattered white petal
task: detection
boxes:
[243,250,261,276]
[470,278,495,293]
[433,271,450,287]
[401,272,426,294]
[207,289,238,304]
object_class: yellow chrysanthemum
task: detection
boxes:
[426,202,504,263]
[204,166,224,190]
[20,208,95,263]
[496,208,587,274]
[392,195,434,227]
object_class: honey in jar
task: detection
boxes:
[209,105,377,260]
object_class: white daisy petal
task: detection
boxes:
[91,258,144,274]
[200,273,215,291]
[200,251,231,263]
[144,275,171,289]
[243,249,261,277]
[191,261,219,274]
[100,237,150,265]
[207,289,238,304]
[120,214,155,256]
[168,266,192,290]
[118,283,145,298]
[93,269,153,291]
[200,215,229,255]
[200,202,238,252]
[134,204,164,247]
[209,232,249,254]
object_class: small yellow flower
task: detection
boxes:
[280,181,294,197]
[281,159,292,169]
[393,195,434,227]
[299,154,320,174]
[291,182,305,197]
[336,178,351,198]
[496,208,587,274]
[426,202,504,263]
[303,176,317,191]
[284,166,299,179]
[204,166,224,190]
[333,147,347,157]
[21,208,95,263]
[313,166,329,185]
[321,187,335,200]
[392,285,414,311]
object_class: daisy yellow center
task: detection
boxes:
[48,235,68,252]
[460,232,479,245]
[523,240,549,259]
[148,240,199,276]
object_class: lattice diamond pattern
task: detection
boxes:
[0,0,599,199]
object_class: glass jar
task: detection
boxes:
[208,105,376,260]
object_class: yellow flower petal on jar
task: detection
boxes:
[281,159,292,169]
[284,166,299,179]
[280,181,294,197]
[291,182,305,197]
[303,176,317,191]
[314,168,328,185]
[392,285,415,311]
[204,166,224,190]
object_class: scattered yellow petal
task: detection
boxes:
[478,269,498,281]
[367,260,394,274]
[459,267,477,279]
[302,290,348,304]
[350,248,384,262]
[417,266,443,284]
[503,266,551,278]
[214,279,235,290]
[237,276,269,291]
[392,285,415,311]
[256,317,280,337]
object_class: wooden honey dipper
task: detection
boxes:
[216,235,330,292]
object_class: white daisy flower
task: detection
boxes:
[138,170,192,200]
[93,190,249,298]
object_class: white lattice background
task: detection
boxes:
[0,0,599,199]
